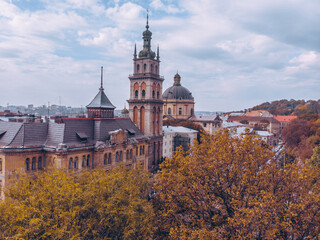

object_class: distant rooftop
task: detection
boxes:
[163,126,198,134]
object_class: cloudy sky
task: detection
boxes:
[0,0,319,111]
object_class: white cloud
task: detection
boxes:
[150,0,181,14]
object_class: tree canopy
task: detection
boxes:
[0,165,154,239]
[153,129,320,239]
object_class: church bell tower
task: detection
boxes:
[127,14,163,169]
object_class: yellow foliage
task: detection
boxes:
[154,129,320,239]
[0,165,154,239]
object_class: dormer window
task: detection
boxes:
[76,132,88,143]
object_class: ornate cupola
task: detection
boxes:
[138,13,156,59]
[86,67,116,118]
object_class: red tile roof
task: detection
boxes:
[274,115,297,122]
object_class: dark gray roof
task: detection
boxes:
[86,89,116,109]
[0,122,23,146]
[46,122,65,147]
[0,117,146,149]
[163,85,194,100]
[163,73,194,100]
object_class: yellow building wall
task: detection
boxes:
[0,142,149,198]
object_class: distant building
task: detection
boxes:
[244,110,273,117]
[189,115,222,135]
[162,126,198,159]
[227,115,280,138]
[274,115,297,132]
[163,73,195,120]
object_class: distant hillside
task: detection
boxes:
[250,99,320,117]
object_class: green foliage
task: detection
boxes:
[250,99,320,118]
[0,165,154,239]
[154,129,320,239]
[307,145,320,169]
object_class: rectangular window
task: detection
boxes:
[0,159,2,172]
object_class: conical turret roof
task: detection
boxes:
[86,89,116,109]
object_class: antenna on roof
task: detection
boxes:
[100,66,104,91]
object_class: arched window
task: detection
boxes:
[153,107,156,134]
[152,90,155,98]
[144,64,146,71]
[141,82,146,98]
[108,153,111,164]
[157,107,161,134]
[137,64,140,72]
[69,157,73,169]
[26,158,30,171]
[87,155,90,167]
[140,107,145,134]
[168,107,171,115]
[150,64,153,72]
[116,152,119,162]
[104,153,107,165]
[134,83,139,99]
[38,157,42,170]
[157,84,160,99]
[119,151,122,161]
[82,155,85,167]
[133,106,138,125]
[32,157,36,170]
[126,150,129,160]
[74,157,78,169]
[130,149,132,159]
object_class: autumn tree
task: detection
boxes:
[154,129,320,239]
[0,165,154,239]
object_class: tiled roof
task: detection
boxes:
[189,115,221,122]
[0,117,145,149]
[228,116,280,124]
[274,115,297,122]
[0,122,23,146]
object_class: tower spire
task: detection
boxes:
[146,9,149,30]
[134,43,137,59]
[100,66,104,91]
[157,44,160,60]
